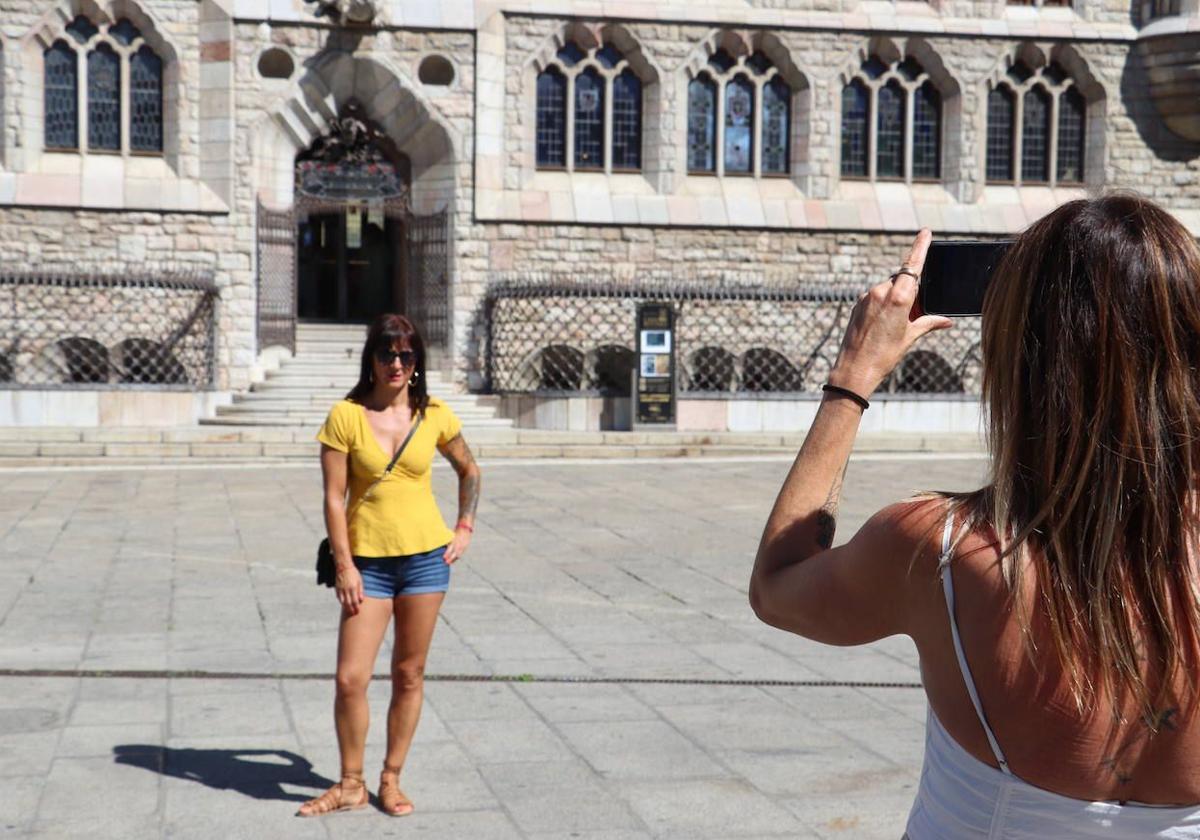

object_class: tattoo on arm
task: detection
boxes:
[442,434,480,521]
[815,461,850,550]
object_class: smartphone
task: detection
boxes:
[919,240,1013,317]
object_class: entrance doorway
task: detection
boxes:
[296,208,404,322]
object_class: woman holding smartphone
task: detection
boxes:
[298,313,481,818]
[753,195,1200,836]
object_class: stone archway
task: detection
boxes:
[251,52,456,351]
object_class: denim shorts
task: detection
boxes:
[353,545,450,598]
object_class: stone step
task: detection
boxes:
[232,393,498,407]
[215,405,504,420]
[200,415,517,428]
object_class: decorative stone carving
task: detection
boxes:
[1138,28,1200,141]
[295,100,406,201]
[304,0,379,25]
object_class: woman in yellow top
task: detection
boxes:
[298,313,481,818]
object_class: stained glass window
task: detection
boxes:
[611,70,641,170]
[912,82,941,180]
[1056,87,1085,183]
[110,18,140,46]
[130,46,163,153]
[574,68,604,170]
[986,87,1015,181]
[87,44,121,151]
[841,80,869,177]
[876,81,904,179]
[1021,86,1051,182]
[708,49,735,74]
[44,41,78,150]
[762,77,790,175]
[65,15,97,45]
[687,75,716,173]
[723,75,753,174]
[556,42,584,67]
[746,51,772,76]
[596,44,622,69]
[535,68,566,167]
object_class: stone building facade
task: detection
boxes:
[0,0,1198,426]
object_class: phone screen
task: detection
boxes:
[919,241,1013,317]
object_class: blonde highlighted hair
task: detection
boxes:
[948,194,1200,723]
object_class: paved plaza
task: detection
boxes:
[0,452,988,839]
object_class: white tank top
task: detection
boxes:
[904,511,1200,839]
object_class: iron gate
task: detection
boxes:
[255,199,297,354]
[406,209,450,350]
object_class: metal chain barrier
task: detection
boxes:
[0,270,218,389]
[486,271,982,397]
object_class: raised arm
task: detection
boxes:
[749,231,951,643]
[439,433,481,564]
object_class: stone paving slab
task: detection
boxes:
[0,454,988,839]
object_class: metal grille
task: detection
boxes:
[762,77,790,175]
[687,76,716,173]
[485,273,982,397]
[1056,88,1085,183]
[611,70,641,171]
[841,81,869,177]
[535,68,566,168]
[407,209,451,350]
[87,44,120,151]
[723,75,753,174]
[1022,87,1051,183]
[44,41,78,150]
[986,87,1015,181]
[130,46,163,153]
[0,270,217,389]
[913,82,941,179]
[255,201,297,354]
[876,82,904,179]
[574,69,604,170]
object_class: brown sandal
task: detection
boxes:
[378,764,414,817]
[296,771,368,817]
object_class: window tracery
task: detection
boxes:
[986,60,1086,186]
[841,53,942,182]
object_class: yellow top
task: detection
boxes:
[316,398,462,557]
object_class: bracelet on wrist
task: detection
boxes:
[821,383,870,411]
[456,521,474,533]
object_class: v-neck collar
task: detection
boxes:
[358,402,415,460]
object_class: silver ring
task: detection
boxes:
[889,268,920,282]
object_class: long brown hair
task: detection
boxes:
[346,314,430,416]
[947,194,1200,722]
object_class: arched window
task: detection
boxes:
[540,345,583,391]
[912,82,941,179]
[611,70,641,171]
[130,46,163,152]
[534,40,645,174]
[840,80,869,178]
[687,75,717,173]
[1021,87,1051,183]
[986,87,1015,181]
[1056,87,1085,183]
[724,75,754,174]
[87,43,121,151]
[687,48,792,177]
[43,16,166,156]
[687,347,735,392]
[986,61,1087,186]
[876,81,905,179]
[761,77,790,175]
[743,348,802,392]
[535,67,567,167]
[44,41,78,150]
[841,54,943,182]
[573,68,604,170]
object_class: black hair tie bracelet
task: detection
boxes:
[821,383,870,411]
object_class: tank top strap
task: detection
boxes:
[938,507,1013,776]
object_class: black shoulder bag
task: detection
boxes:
[316,415,422,587]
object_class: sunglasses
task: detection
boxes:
[373,348,416,367]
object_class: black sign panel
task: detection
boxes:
[635,302,675,426]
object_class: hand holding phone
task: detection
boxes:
[919,241,1013,317]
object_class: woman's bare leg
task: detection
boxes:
[382,592,444,797]
[334,597,393,773]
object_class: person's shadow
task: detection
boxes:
[113,745,335,803]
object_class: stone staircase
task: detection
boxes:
[202,323,515,430]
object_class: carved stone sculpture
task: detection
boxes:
[305,0,379,25]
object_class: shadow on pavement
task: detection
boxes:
[113,745,335,803]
